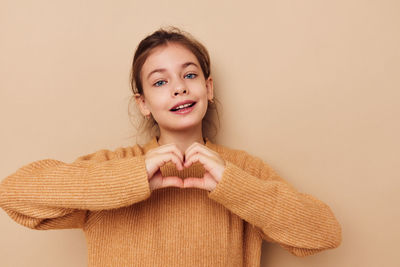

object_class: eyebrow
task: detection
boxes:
[146,62,199,80]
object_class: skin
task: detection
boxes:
[135,43,226,192]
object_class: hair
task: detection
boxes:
[128,27,221,143]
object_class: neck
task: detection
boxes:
[157,124,205,154]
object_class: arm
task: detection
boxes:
[208,152,342,257]
[0,147,150,230]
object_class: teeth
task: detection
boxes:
[175,103,192,110]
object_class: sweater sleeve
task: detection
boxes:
[0,147,151,230]
[208,152,342,257]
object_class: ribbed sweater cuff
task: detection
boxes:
[208,161,270,225]
[85,156,151,210]
[209,161,255,206]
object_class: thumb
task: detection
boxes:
[148,171,184,191]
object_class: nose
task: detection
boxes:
[174,88,187,96]
[173,79,188,96]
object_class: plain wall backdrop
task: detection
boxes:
[1,0,399,266]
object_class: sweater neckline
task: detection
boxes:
[143,136,216,154]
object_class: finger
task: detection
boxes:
[150,175,183,191]
[183,177,216,191]
[183,177,205,189]
[184,143,217,164]
[148,171,162,191]
[183,153,224,183]
[148,143,184,163]
[184,152,211,170]
[157,152,184,171]
[146,152,184,178]
[184,142,202,161]
[160,176,184,189]
[184,148,220,170]
[149,173,183,191]
[184,141,199,157]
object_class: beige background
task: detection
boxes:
[1,0,399,266]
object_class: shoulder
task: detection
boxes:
[73,143,145,163]
[211,143,264,169]
[212,143,281,181]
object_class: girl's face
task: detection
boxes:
[136,43,213,134]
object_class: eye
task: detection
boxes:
[154,80,167,87]
[184,73,197,79]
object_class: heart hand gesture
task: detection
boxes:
[144,143,185,191]
[182,142,225,191]
[144,142,225,192]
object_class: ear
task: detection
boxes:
[134,93,151,116]
[205,77,214,101]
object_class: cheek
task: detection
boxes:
[190,80,207,93]
[147,92,170,110]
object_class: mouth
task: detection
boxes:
[170,101,196,112]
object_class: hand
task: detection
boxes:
[183,142,226,191]
[144,142,226,192]
[144,143,185,192]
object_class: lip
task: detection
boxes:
[170,100,196,111]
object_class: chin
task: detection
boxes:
[163,121,203,132]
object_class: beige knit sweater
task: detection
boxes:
[0,137,341,266]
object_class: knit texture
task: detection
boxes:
[0,137,341,266]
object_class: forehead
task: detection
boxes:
[142,43,199,73]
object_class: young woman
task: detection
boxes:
[0,27,342,266]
